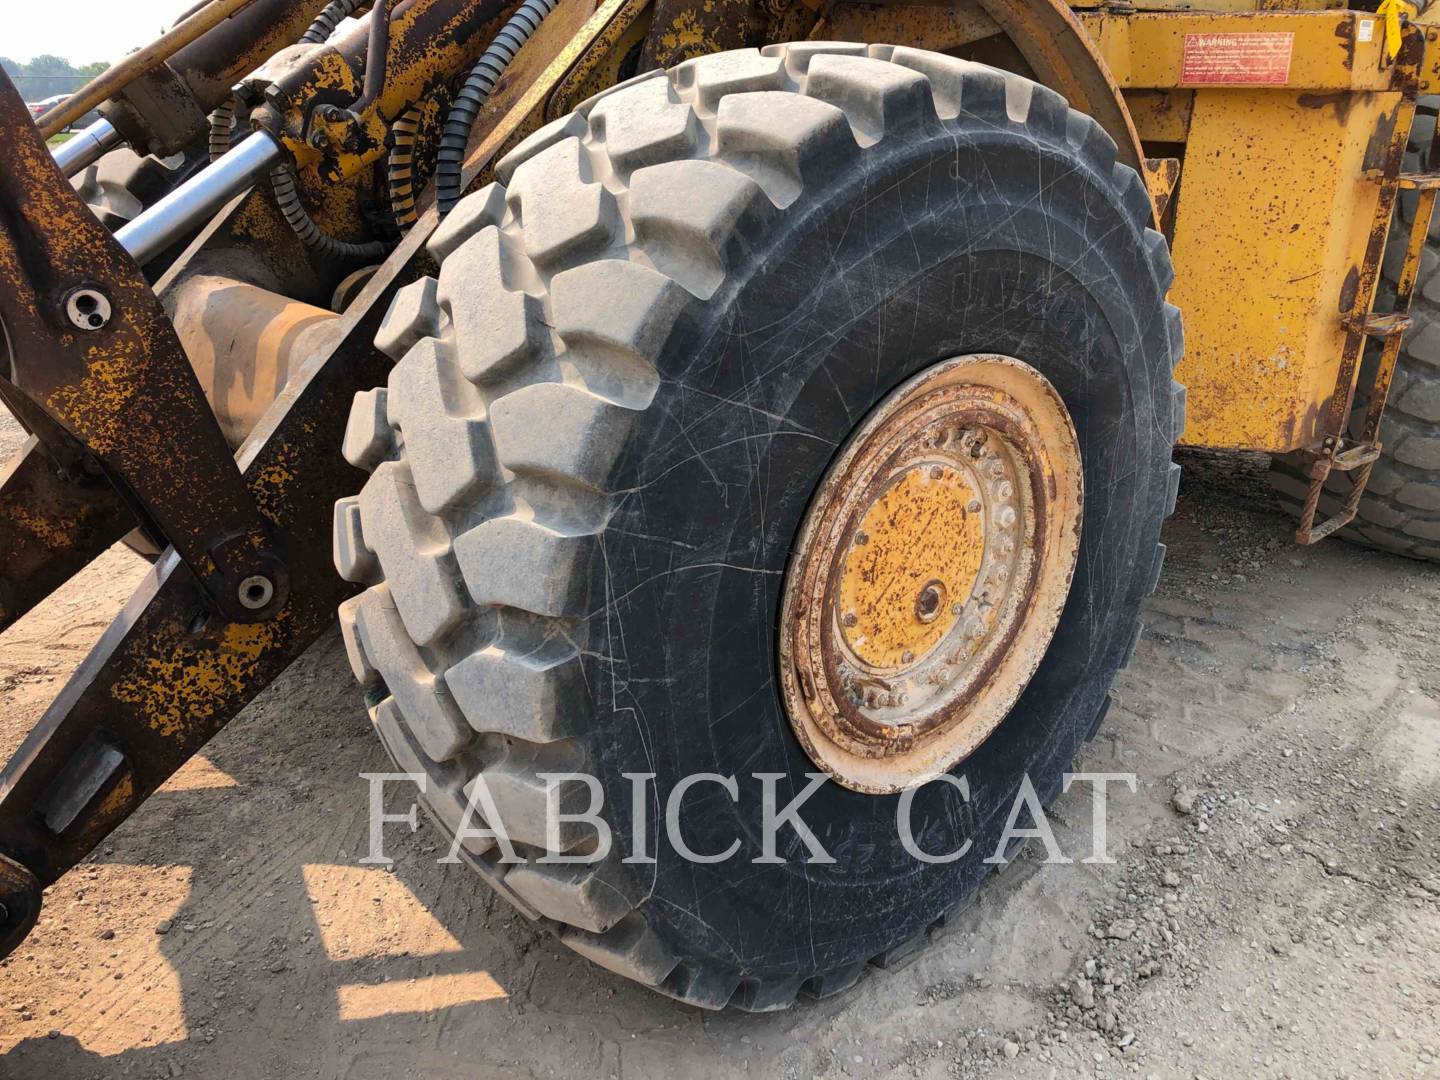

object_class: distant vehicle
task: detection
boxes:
[26,94,100,131]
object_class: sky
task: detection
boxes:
[5,1,199,66]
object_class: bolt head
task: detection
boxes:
[237,574,275,611]
[63,287,111,332]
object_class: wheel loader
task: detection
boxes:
[1,0,1437,1012]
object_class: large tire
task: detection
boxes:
[72,146,203,231]
[333,44,1184,1009]
[1269,99,1440,559]
[72,144,208,287]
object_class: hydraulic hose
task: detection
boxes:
[387,105,422,230]
[300,0,367,45]
[208,100,237,163]
[435,0,559,215]
[270,163,390,261]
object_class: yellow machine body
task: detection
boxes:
[818,1,1439,460]
[1083,8,1432,453]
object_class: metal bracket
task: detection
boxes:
[0,68,287,622]
[0,218,397,963]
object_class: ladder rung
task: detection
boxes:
[1396,172,1440,190]
[1348,312,1414,339]
[1331,444,1382,471]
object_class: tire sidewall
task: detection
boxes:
[581,125,1173,979]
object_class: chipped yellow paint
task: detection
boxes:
[9,501,80,550]
[1168,87,1399,450]
[112,619,284,740]
[45,350,145,456]
[249,423,320,527]
[838,465,984,669]
[1078,8,1415,451]
[658,7,716,59]
[89,772,135,830]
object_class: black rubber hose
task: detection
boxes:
[271,163,390,261]
[435,0,559,215]
[207,100,236,163]
[300,0,367,45]
[387,105,422,230]
[351,0,390,112]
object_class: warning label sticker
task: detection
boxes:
[1181,32,1294,86]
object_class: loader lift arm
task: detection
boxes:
[0,64,392,958]
[0,0,651,964]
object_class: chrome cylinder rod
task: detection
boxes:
[116,132,284,265]
[51,118,124,177]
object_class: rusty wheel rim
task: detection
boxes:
[778,355,1084,794]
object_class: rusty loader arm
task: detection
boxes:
[0,0,657,963]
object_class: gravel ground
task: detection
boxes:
[0,405,1437,1079]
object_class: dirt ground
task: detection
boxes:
[1,406,1437,1080]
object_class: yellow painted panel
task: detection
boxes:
[1083,11,1404,90]
[1170,87,1396,450]
[1124,89,1195,142]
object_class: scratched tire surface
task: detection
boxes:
[1270,97,1440,560]
[332,43,1184,1009]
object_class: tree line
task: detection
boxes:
[1,56,108,103]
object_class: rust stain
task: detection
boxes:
[1297,90,1356,124]
[838,466,984,669]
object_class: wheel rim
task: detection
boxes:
[778,355,1084,794]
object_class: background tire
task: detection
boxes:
[1269,99,1440,560]
[333,43,1184,1009]
[72,143,208,282]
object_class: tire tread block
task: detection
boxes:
[358,462,467,648]
[349,586,471,762]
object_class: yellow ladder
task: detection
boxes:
[1297,77,1440,543]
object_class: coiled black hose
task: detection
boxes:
[435,0,559,215]
[387,105,422,230]
[271,163,391,261]
[208,100,236,163]
[300,0,367,45]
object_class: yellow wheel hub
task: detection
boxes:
[836,464,985,669]
[778,355,1084,794]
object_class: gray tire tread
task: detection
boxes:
[333,43,1181,1009]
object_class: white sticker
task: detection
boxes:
[1359,18,1375,43]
